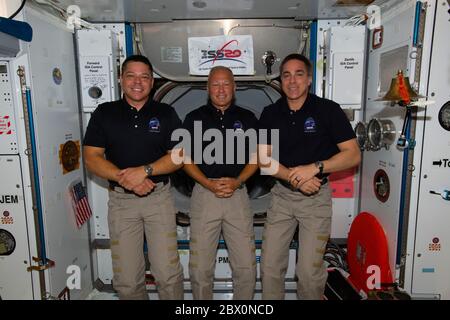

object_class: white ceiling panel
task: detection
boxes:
[29,0,404,22]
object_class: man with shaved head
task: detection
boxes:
[182,66,258,299]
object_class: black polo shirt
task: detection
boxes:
[258,93,355,168]
[83,98,181,183]
[182,103,258,178]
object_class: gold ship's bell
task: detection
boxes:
[377,70,424,104]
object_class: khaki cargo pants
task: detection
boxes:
[261,182,332,300]
[189,183,256,300]
[108,183,184,300]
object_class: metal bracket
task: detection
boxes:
[261,50,278,76]
[27,256,55,272]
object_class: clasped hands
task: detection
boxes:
[287,163,321,195]
[117,166,155,196]
[115,164,321,197]
[206,177,241,198]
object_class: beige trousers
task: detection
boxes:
[261,182,332,300]
[107,183,184,300]
[189,183,256,300]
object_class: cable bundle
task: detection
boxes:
[324,240,349,271]
[344,14,369,26]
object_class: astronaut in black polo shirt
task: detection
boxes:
[182,66,258,300]
[258,53,361,300]
[83,55,184,300]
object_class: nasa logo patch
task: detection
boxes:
[304,117,317,133]
[148,117,161,133]
[233,120,244,131]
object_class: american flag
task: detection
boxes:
[70,182,92,228]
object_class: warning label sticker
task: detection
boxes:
[0,115,12,135]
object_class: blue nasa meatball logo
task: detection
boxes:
[233,120,244,131]
[148,117,161,133]
[304,117,317,133]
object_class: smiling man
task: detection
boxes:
[83,55,184,300]
[258,53,361,300]
[182,66,258,300]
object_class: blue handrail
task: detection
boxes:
[125,22,134,57]
[309,20,318,94]
[396,109,412,265]
[413,1,422,47]
[25,88,47,263]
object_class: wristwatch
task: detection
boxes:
[237,177,244,189]
[143,164,153,177]
[314,161,324,175]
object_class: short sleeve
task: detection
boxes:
[83,105,107,148]
[329,103,356,144]
[247,112,258,131]
[257,108,273,145]
[166,108,182,151]
[180,112,197,158]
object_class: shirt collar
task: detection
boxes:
[279,93,313,114]
[122,96,153,113]
[206,101,237,115]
